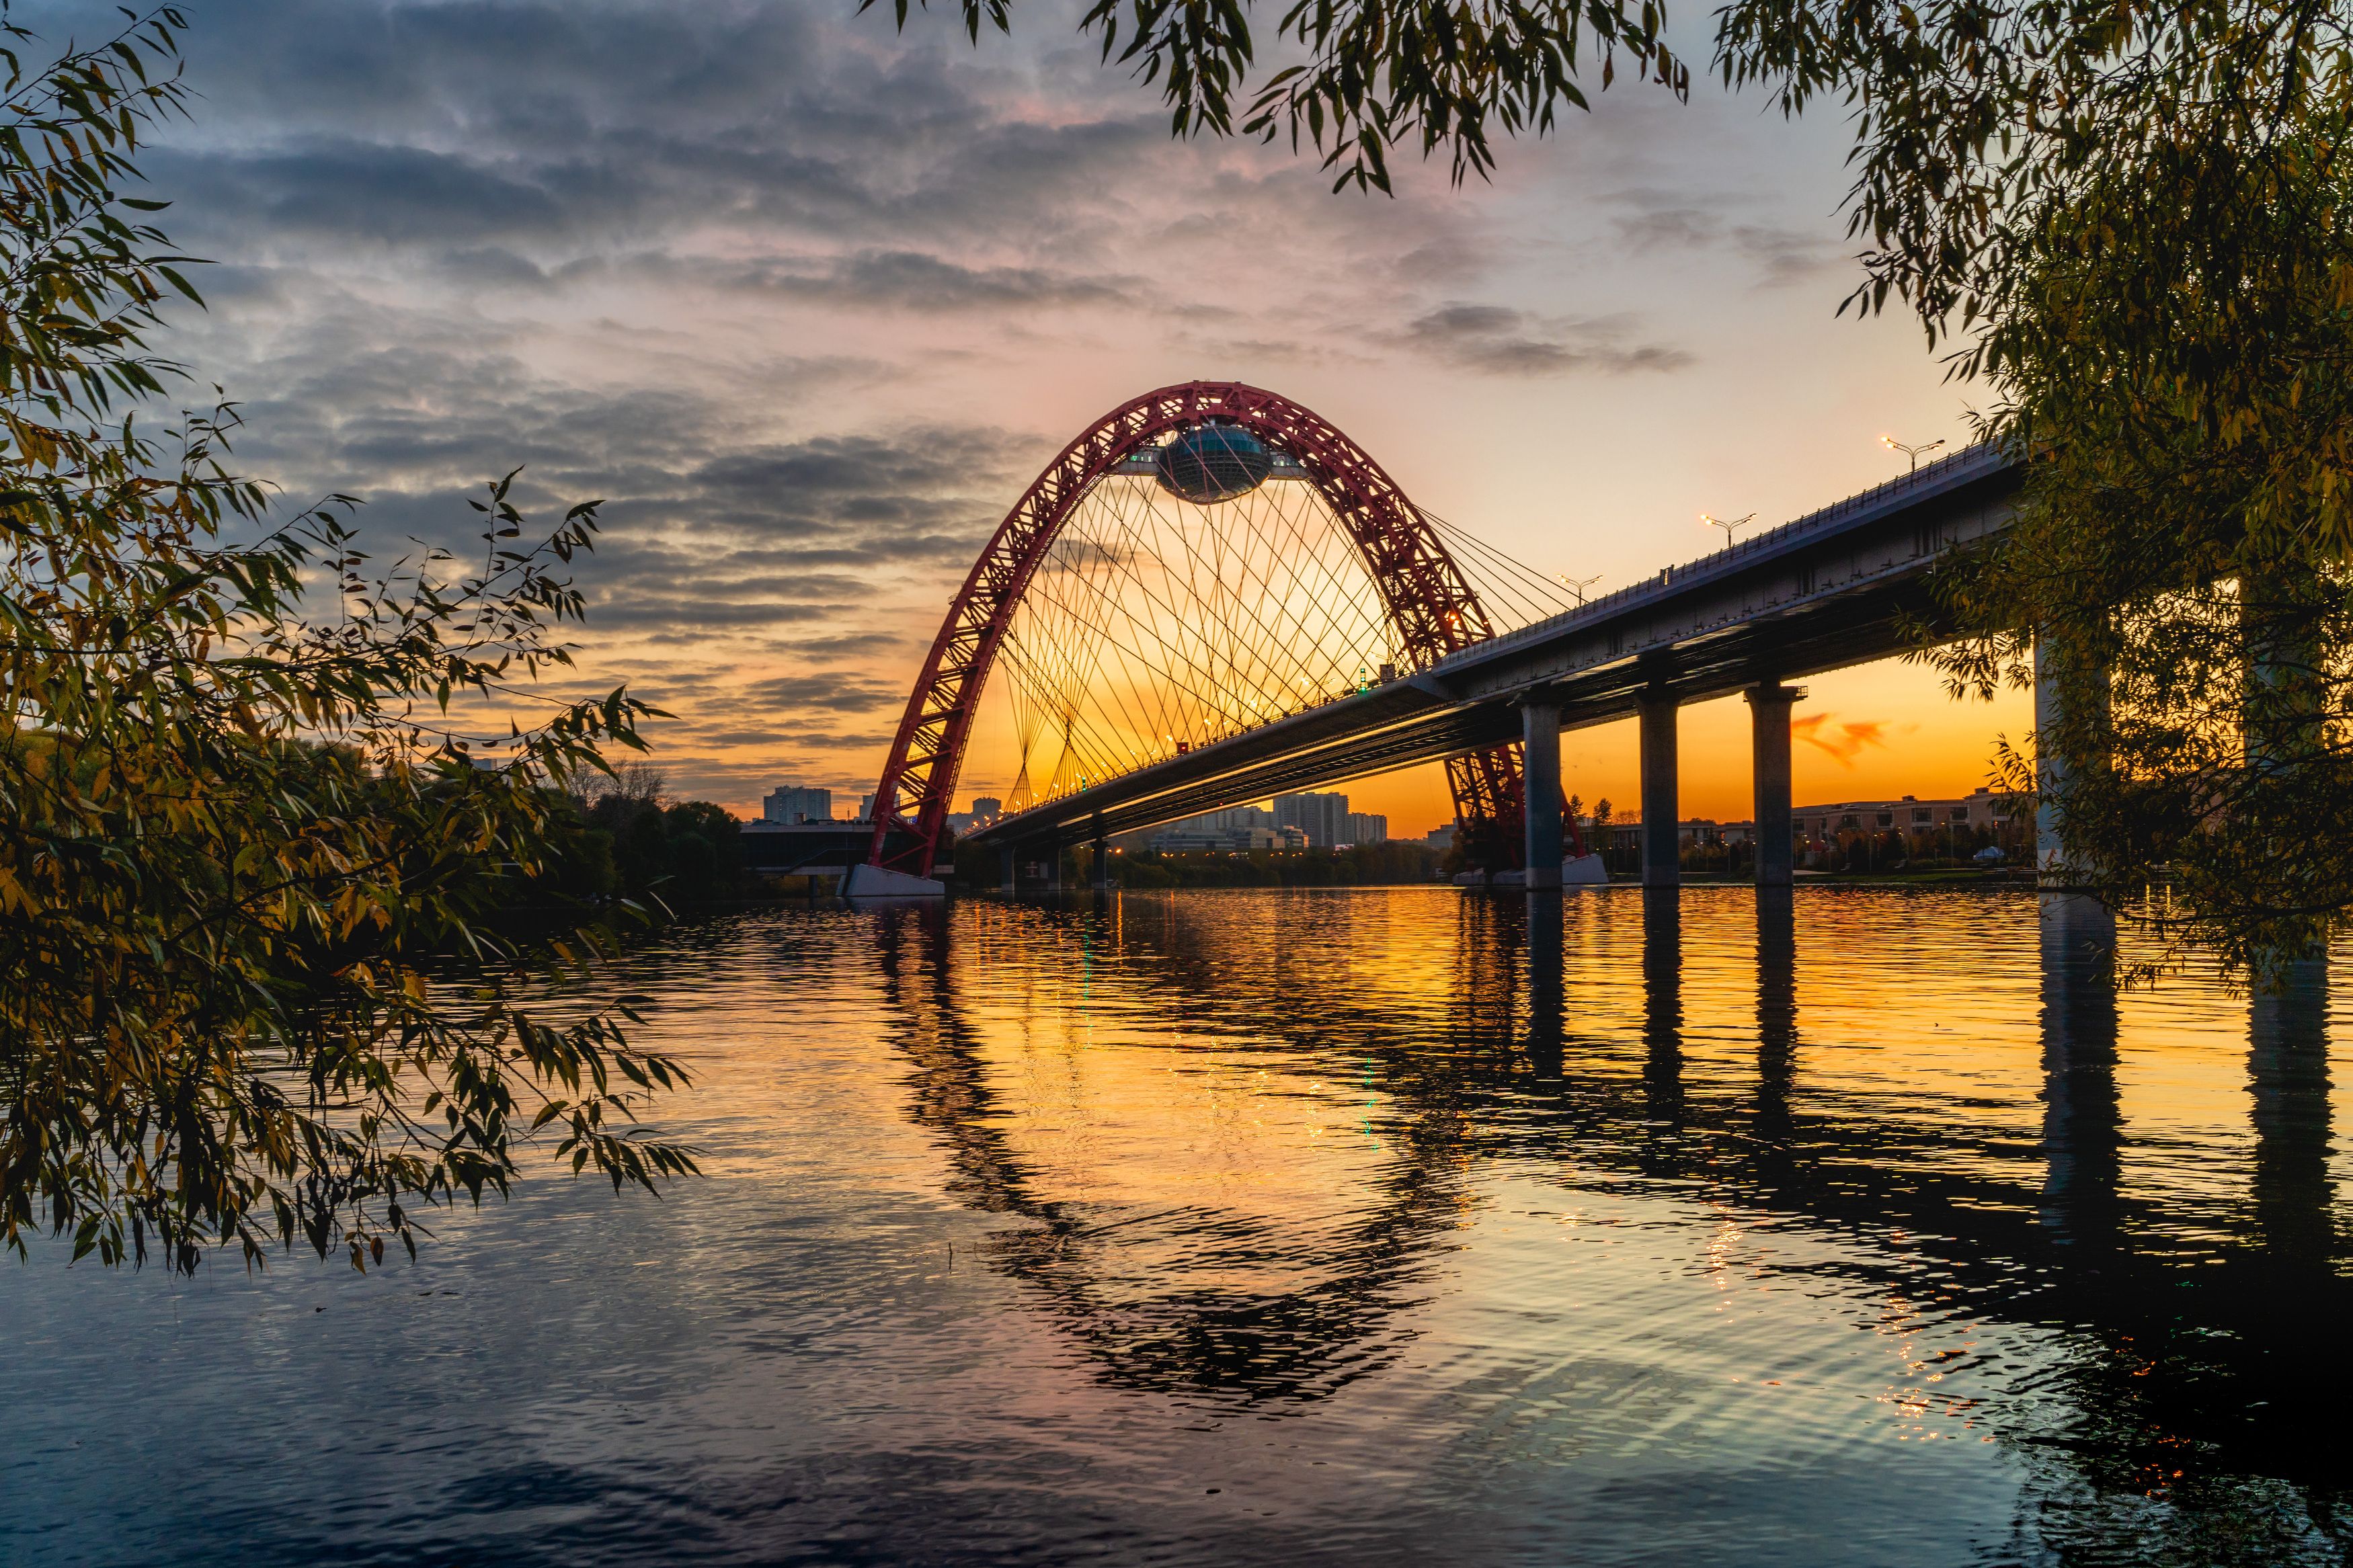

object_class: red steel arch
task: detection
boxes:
[864,380,1523,877]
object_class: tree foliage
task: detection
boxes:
[0,9,694,1275]
[867,0,1689,189]
[575,780,759,909]
[1925,121,2353,973]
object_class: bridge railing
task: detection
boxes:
[1427,440,2011,675]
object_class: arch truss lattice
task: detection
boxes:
[865,381,1526,878]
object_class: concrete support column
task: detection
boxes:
[998,843,1016,895]
[1091,815,1112,891]
[1745,684,1802,888]
[1521,697,1562,889]
[2034,628,2068,884]
[2034,626,2109,887]
[1638,687,1680,889]
[1045,844,1062,893]
[2243,562,2323,774]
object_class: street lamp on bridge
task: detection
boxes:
[1881,434,1946,473]
[1700,511,1755,550]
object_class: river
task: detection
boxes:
[3,886,2346,1566]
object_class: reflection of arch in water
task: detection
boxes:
[869,898,1471,1405]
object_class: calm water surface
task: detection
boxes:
[5,886,2349,1566]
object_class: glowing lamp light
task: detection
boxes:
[1701,511,1756,548]
[1881,434,1947,472]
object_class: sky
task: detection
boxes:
[81,0,2032,835]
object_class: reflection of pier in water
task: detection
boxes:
[871,890,2345,1508]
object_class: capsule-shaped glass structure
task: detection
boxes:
[1154,423,1275,503]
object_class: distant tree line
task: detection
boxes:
[522,765,758,911]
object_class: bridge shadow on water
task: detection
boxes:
[868,886,2348,1564]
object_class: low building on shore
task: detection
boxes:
[1588,817,1755,852]
[1791,786,2007,839]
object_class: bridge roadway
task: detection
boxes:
[965,441,2023,884]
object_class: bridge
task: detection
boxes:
[840,380,2025,897]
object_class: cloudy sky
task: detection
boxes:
[76,0,2028,831]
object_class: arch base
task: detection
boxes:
[841,863,947,899]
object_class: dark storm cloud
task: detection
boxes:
[781,631,920,660]
[155,140,567,243]
[434,246,557,288]
[584,598,843,629]
[194,339,1027,675]
[690,727,895,752]
[1401,304,1692,376]
[1731,223,1846,287]
[720,250,1144,311]
[211,336,1016,550]
[745,671,908,715]
[1609,189,1843,288]
[114,0,1168,262]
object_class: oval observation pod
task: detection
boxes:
[1154,423,1275,503]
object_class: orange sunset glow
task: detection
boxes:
[148,3,1996,820]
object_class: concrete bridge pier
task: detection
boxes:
[2035,626,2109,886]
[999,843,1016,894]
[1521,697,1562,889]
[2035,630,2068,883]
[1091,814,1113,891]
[1639,687,1680,889]
[1745,684,1803,887]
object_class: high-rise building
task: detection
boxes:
[858,793,876,821]
[1273,790,1348,849]
[1344,811,1388,846]
[762,786,832,825]
[971,796,1003,821]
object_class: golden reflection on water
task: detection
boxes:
[851,885,2347,1441]
[11,883,2345,1567]
[907,888,2341,1266]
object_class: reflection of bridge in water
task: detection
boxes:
[869,890,2344,1550]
